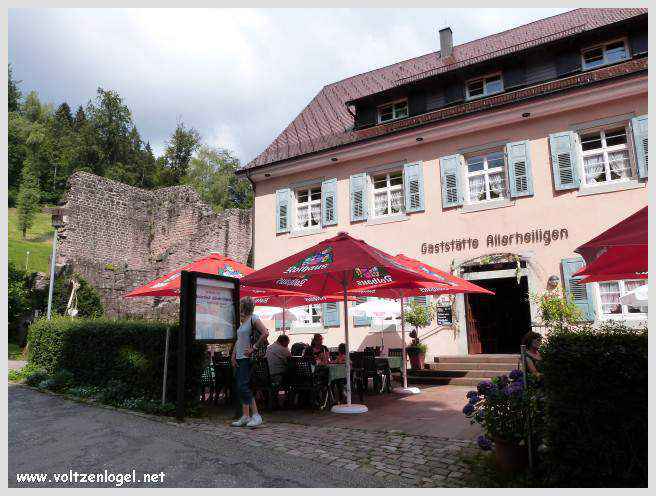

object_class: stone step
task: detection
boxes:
[420,368,506,378]
[403,374,488,387]
[428,362,516,372]
[434,354,519,364]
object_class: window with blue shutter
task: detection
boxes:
[439,154,463,208]
[403,162,425,213]
[275,317,291,331]
[549,132,580,190]
[506,140,534,197]
[561,257,596,321]
[353,298,371,326]
[349,173,368,222]
[631,115,648,179]
[321,178,338,226]
[275,188,291,233]
[322,302,340,327]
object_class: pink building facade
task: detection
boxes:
[238,9,648,358]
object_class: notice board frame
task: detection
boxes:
[176,270,240,419]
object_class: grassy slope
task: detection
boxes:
[8,207,54,274]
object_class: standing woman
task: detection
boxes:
[521,331,543,379]
[231,297,269,428]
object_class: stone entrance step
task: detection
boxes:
[434,354,519,364]
[402,354,521,387]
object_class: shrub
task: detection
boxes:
[541,323,647,487]
[27,317,205,404]
[25,370,48,387]
[8,262,31,331]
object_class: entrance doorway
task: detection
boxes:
[465,276,531,354]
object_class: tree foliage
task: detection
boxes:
[184,146,253,211]
[16,163,41,239]
[7,67,252,212]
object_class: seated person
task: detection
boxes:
[265,334,291,385]
[303,333,329,365]
[334,343,347,364]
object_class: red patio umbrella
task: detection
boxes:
[241,232,438,413]
[574,206,647,282]
[124,252,336,330]
[343,254,493,394]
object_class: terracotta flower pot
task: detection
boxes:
[493,437,528,473]
[408,349,425,370]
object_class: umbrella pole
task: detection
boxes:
[401,296,408,389]
[331,276,367,414]
[282,298,286,335]
[343,283,352,406]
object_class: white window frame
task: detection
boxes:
[291,304,323,329]
[377,99,409,124]
[581,38,630,71]
[595,279,647,320]
[463,149,509,204]
[369,170,405,218]
[465,72,504,101]
[293,184,322,231]
[577,124,634,187]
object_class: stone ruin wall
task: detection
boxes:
[57,171,252,319]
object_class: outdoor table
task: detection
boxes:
[377,356,402,371]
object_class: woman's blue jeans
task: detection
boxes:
[235,358,253,405]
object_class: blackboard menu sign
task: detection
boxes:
[436,305,453,325]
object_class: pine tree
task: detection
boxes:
[16,162,41,239]
[161,121,201,185]
[73,105,86,131]
[54,102,73,131]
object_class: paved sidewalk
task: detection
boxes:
[184,416,477,487]
[9,360,27,370]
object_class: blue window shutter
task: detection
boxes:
[403,162,425,213]
[349,173,368,222]
[275,317,290,330]
[549,132,580,190]
[409,296,429,308]
[561,258,596,321]
[353,298,371,326]
[321,178,338,226]
[322,302,340,327]
[506,140,534,197]
[275,188,291,233]
[439,155,463,208]
[631,115,648,179]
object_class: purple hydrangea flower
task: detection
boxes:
[466,390,478,399]
[509,369,523,381]
[477,435,493,451]
[477,380,494,395]
[503,381,524,396]
[475,408,485,422]
[468,394,480,404]
[462,403,475,416]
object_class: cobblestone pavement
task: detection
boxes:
[182,417,478,487]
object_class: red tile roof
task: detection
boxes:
[242,8,647,171]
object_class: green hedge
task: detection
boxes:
[541,324,647,487]
[27,317,206,403]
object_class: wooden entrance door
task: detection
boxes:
[465,296,482,354]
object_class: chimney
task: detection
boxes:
[439,27,453,59]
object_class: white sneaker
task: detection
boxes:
[231,415,251,427]
[246,414,263,428]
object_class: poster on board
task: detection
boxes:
[194,276,237,341]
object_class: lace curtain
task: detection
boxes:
[489,173,505,198]
[310,203,321,225]
[583,154,605,183]
[468,175,485,202]
[390,189,404,213]
[608,150,629,179]
[598,282,621,314]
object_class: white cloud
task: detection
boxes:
[9,8,569,165]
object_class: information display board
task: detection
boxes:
[436,305,453,326]
[194,276,238,342]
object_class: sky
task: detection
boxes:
[9,8,570,164]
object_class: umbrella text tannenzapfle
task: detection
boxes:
[240,232,439,413]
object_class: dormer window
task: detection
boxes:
[377,99,408,123]
[581,39,629,70]
[466,73,503,100]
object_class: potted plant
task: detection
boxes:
[403,300,433,369]
[462,370,540,473]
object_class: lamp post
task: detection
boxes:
[46,208,66,320]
